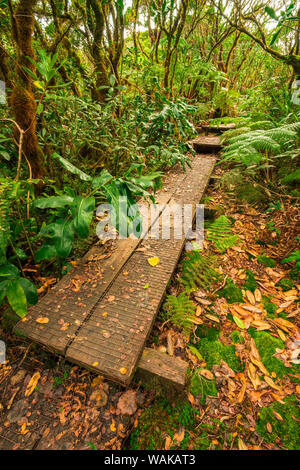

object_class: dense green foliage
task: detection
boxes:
[0,1,299,316]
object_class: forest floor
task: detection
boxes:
[0,161,299,451]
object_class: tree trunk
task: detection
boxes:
[10,0,45,180]
[88,0,110,103]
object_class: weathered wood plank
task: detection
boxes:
[14,164,191,354]
[201,123,235,135]
[65,156,216,385]
[136,348,188,391]
[190,136,222,154]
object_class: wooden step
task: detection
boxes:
[136,348,188,392]
[201,123,235,135]
[190,136,222,154]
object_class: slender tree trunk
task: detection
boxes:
[88,0,110,103]
[10,0,45,180]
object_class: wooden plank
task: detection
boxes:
[190,136,222,154]
[65,156,216,385]
[136,347,188,391]
[201,123,235,135]
[14,163,192,354]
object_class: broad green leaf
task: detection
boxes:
[0,263,19,280]
[233,315,245,329]
[70,196,95,239]
[50,219,74,258]
[18,278,38,305]
[91,169,113,190]
[35,195,74,209]
[35,244,57,262]
[52,153,92,182]
[0,279,9,304]
[7,280,27,318]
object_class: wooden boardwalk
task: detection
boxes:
[15,154,216,385]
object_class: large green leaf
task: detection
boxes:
[104,180,141,238]
[18,278,38,305]
[70,196,95,239]
[35,244,57,262]
[0,263,19,280]
[91,169,113,190]
[35,195,74,209]
[7,280,28,318]
[53,153,92,182]
[50,219,74,258]
[0,280,9,304]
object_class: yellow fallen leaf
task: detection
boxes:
[92,362,99,367]
[205,314,220,323]
[110,421,116,432]
[277,329,286,341]
[196,305,202,316]
[273,411,283,421]
[173,426,185,444]
[264,375,281,391]
[147,256,160,267]
[254,288,262,302]
[120,367,127,375]
[36,317,49,324]
[238,437,248,450]
[25,372,41,397]
[20,422,29,435]
[245,290,255,305]
[200,369,214,380]
[250,356,269,376]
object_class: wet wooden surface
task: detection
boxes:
[15,154,216,385]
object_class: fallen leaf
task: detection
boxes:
[245,290,255,305]
[267,423,272,433]
[238,437,248,450]
[36,317,49,324]
[110,421,116,432]
[20,422,29,435]
[25,372,41,397]
[200,369,214,380]
[119,367,127,375]
[254,288,262,302]
[233,315,245,329]
[147,256,160,267]
[205,314,220,323]
[164,435,172,450]
[264,375,281,391]
[117,390,137,415]
[173,426,185,444]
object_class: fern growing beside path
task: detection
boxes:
[206,215,238,253]
[180,252,222,293]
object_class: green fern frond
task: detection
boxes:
[206,215,238,253]
[163,292,196,336]
[249,121,274,130]
[221,127,252,144]
[180,252,222,293]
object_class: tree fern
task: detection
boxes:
[206,215,238,253]
[221,121,300,168]
[180,251,222,293]
[163,292,196,336]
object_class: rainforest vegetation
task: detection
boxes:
[0,0,299,452]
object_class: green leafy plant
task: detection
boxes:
[0,263,37,318]
[282,239,300,272]
[162,292,196,337]
[206,215,238,253]
[180,252,222,293]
